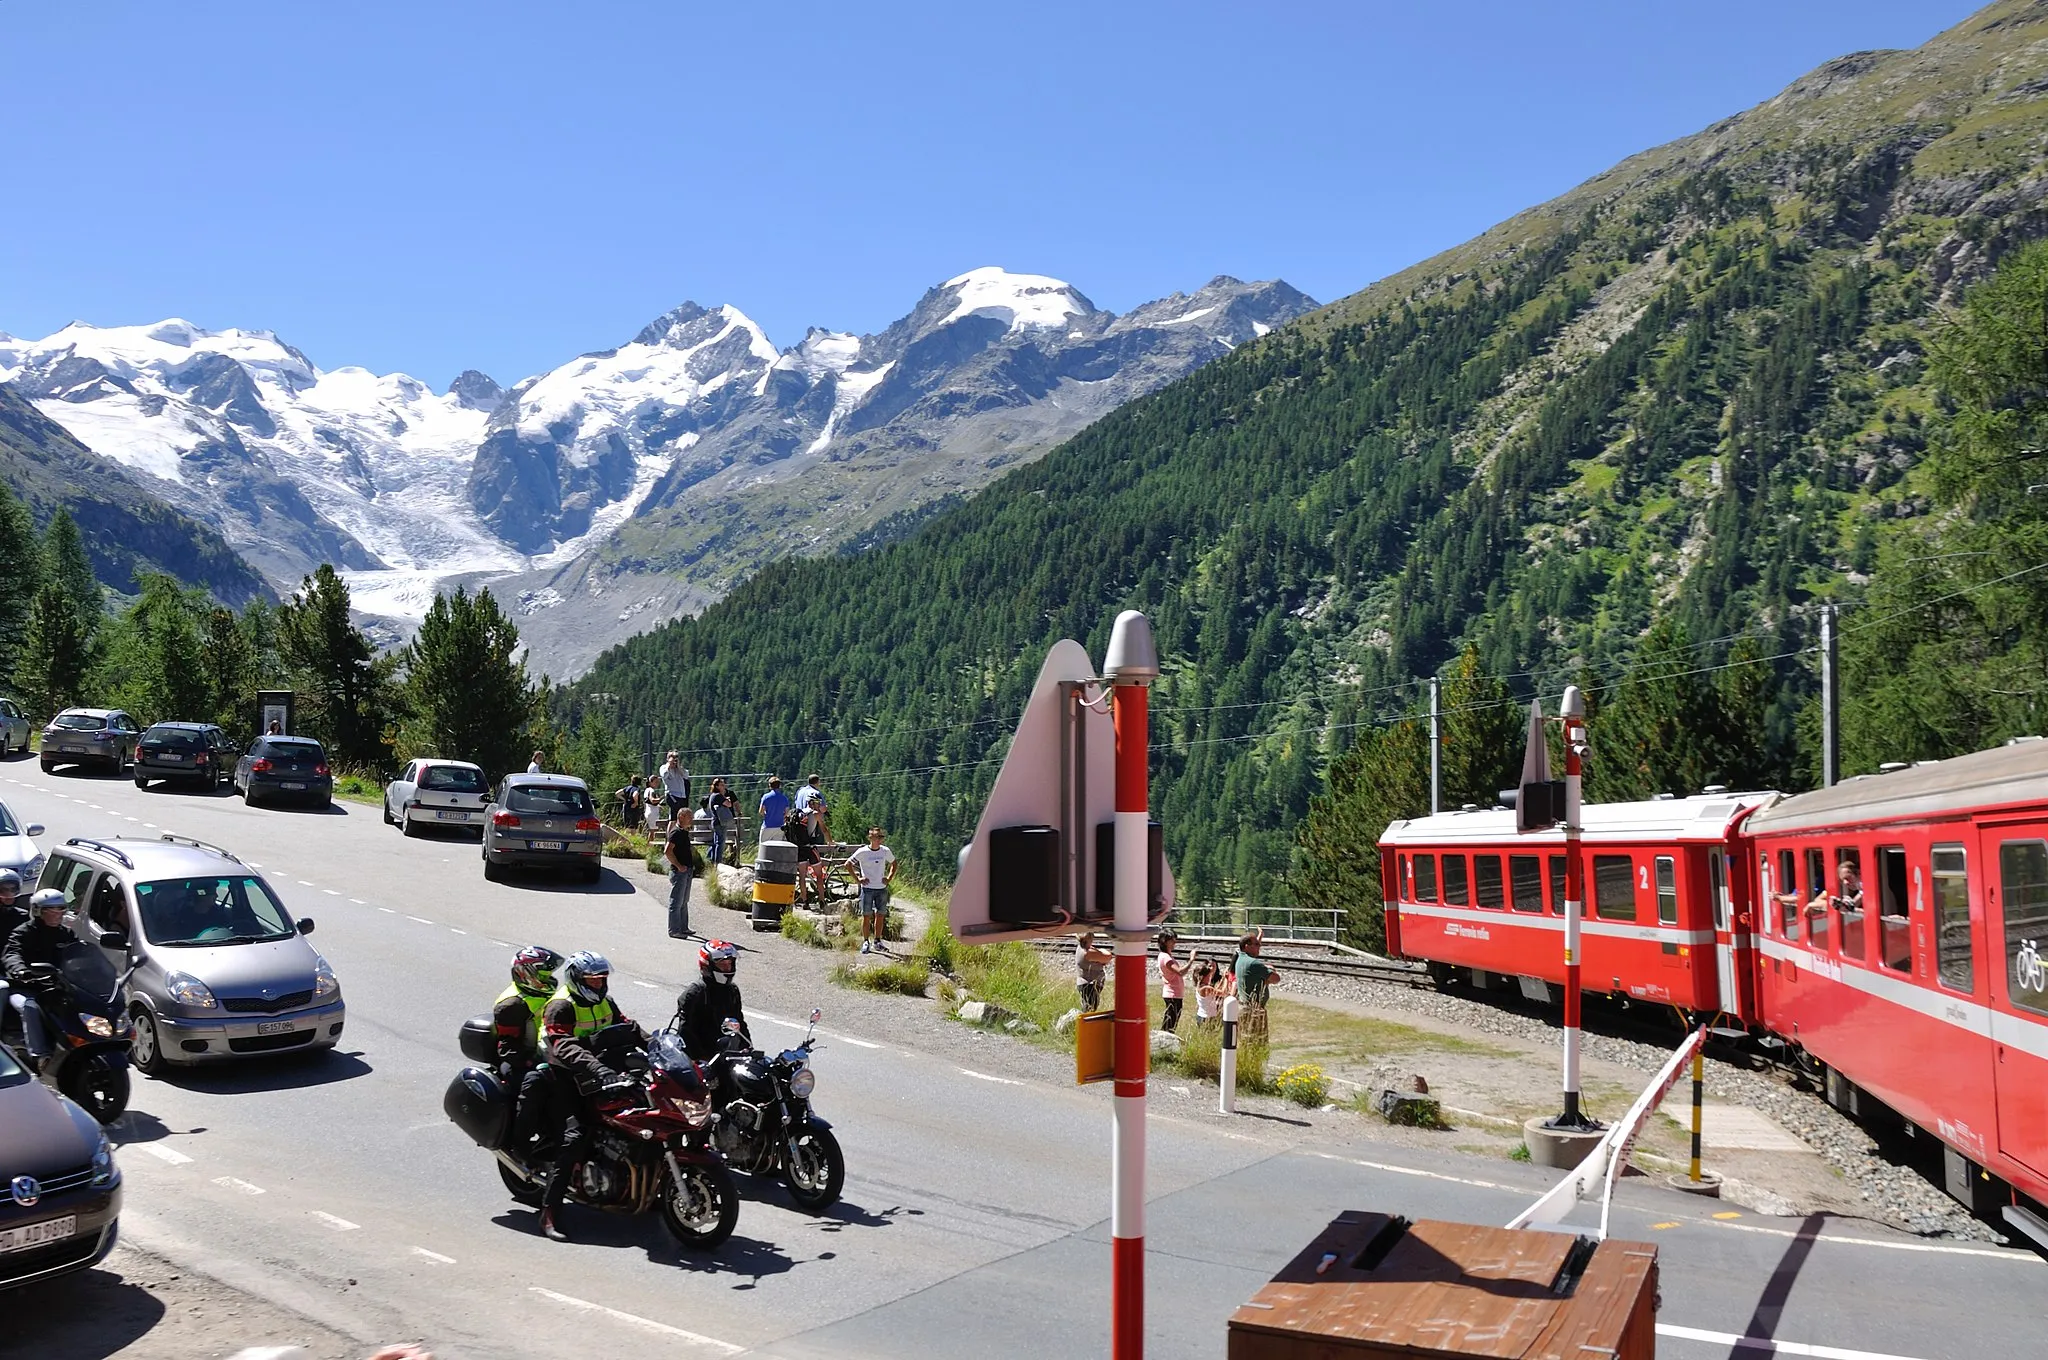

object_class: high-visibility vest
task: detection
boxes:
[495,984,549,1054]
[550,982,621,1040]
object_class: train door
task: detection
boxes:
[1708,848,1751,1020]
[1988,822,2048,1182]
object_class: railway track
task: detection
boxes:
[1022,936,1433,987]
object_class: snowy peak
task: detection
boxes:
[937,267,1098,334]
[449,369,504,412]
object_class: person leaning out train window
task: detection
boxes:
[1811,857,1863,915]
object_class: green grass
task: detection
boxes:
[1170,1022,1274,1093]
[830,958,930,995]
[1508,1142,1533,1163]
[782,912,833,949]
[331,770,381,805]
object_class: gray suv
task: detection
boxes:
[37,835,345,1074]
[482,774,603,883]
[39,709,140,776]
[0,697,29,756]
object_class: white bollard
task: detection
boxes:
[1219,994,1240,1115]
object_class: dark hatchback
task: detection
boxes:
[234,736,334,808]
[0,1042,121,1290]
[134,722,238,791]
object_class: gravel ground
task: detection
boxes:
[1280,969,1997,1240]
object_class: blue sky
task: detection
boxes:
[0,1,1983,388]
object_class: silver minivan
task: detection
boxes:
[38,835,345,1073]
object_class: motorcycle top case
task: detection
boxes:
[444,1065,511,1149]
[458,1013,498,1065]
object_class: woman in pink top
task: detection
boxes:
[1157,931,1190,1032]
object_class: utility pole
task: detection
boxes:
[1820,603,1840,788]
[1103,610,1158,1360]
[1429,677,1442,815]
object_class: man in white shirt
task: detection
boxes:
[845,826,896,955]
[659,751,691,824]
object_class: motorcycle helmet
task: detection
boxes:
[563,950,611,1005]
[0,868,20,898]
[511,944,563,1000]
[699,939,738,986]
[30,888,66,916]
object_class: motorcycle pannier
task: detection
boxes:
[458,1013,498,1065]
[443,1066,510,1149]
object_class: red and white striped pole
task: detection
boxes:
[1105,609,1158,1360]
[1558,684,1590,1128]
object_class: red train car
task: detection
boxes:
[1746,738,2048,1231]
[1378,792,1774,1020]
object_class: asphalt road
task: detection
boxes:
[2,751,2039,1360]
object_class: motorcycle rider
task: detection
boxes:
[677,939,750,1066]
[0,869,26,946]
[3,889,72,1069]
[534,951,643,1242]
[495,945,563,1153]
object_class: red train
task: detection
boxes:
[1378,737,2048,1241]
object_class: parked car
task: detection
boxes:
[233,736,333,808]
[38,710,141,776]
[0,1041,121,1290]
[0,697,30,756]
[384,759,490,838]
[133,723,237,792]
[481,774,604,883]
[39,834,345,1074]
[0,799,46,891]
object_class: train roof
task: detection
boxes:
[1746,737,2048,835]
[1380,789,1778,848]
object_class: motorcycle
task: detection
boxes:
[707,1007,845,1212]
[0,934,135,1124]
[444,1018,739,1249]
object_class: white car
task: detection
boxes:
[0,797,46,886]
[383,759,491,838]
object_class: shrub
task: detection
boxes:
[1508,1142,1532,1162]
[1170,1025,1272,1093]
[838,906,904,943]
[1275,1063,1331,1108]
[831,958,930,995]
[915,917,957,974]
[782,912,831,949]
[952,941,1083,1036]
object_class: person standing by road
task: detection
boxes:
[1156,932,1189,1032]
[759,775,792,843]
[1232,930,1280,1041]
[526,750,544,775]
[845,826,897,955]
[614,775,644,829]
[706,776,737,867]
[664,812,706,939]
[658,751,691,825]
[1075,931,1112,1012]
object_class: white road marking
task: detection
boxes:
[959,1069,1025,1086]
[348,898,365,905]
[489,939,510,948]
[247,861,262,868]
[1657,1322,1934,1359]
[1311,1150,1514,1192]
[87,803,101,809]
[1702,1216,2040,1261]
[123,816,138,822]
[407,915,435,925]
[323,889,341,896]
[527,1288,742,1353]
[378,907,396,914]
[449,928,467,936]
[142,822,156,829]
[297,879,314,887]
[753,1010,881,1049]
[631,980,657,989]
[309,1210,360,1232]
[136,1143,192,1165]
[411,1246,456,1264]
[212,1176,265,1195]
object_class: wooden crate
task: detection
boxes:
[1227,1213,1658,1360]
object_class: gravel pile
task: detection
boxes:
[1282,970,1997,1241]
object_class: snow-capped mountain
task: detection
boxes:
[1,268,1315,673]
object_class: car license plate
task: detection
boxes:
[62,744,90,754]
[256,1021,296,1036]
[436,809,468,821]
[281,781,306,791]
[160,753,184,761]
[530,840,564,851]
[0,1215,76,1253]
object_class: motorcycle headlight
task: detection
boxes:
[165,972,218,1010]
[312,957,339,1000]
[788,1066,816,1099]
[670,1094,713,1127]
[91,1136,118,1187]
[85,1015,113,1038]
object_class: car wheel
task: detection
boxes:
[39,757,53,774]
[483,852,503,883]
[402,810,421,838]
[131,1005,169,1077]
[582,863,602,885]
[243,784,260,808]
[382,798,396,826]
[134,775,148,789]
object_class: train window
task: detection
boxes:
[1510,855,1543,913]
[1474,855,1505,909]
[2000,840,2048,1017]
[1413,854,1438,904]
[1877,846,1910,974]
[1804,847,1830,951]
[1932,845,1972,994]
[1442,854,1469,907]
[1835,848,1866,962]
[1594,855,1635,921]
[1549,855,1566,914]
[1777,850,1799,937]
[1655,856,1678,926]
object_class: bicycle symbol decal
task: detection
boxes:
[2017,939,2047,994]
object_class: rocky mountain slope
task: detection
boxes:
[0,382,268,605]
[564,0,2048,896]
[1,271,1312,671]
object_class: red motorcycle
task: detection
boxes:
[445,1022,739,1249]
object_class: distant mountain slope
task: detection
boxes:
[0,381,269,604]
[567,0,2048,899]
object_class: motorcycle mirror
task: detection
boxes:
[809,1008,822,1025]
[91,926,128,951]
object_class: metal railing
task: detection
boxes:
[1166,902,1357,951]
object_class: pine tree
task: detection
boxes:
[399,586,534,780]
[200,606,259,734]
[1292,718,1428,952]
[0,482,40,680]
[277,565,392,769]
[19,510,103,719]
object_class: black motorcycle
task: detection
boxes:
[707,1007,844,1212]
[0,936,135,1124]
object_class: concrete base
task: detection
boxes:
[1523,1115,1606,1169]
[1666,1170,1724,1197]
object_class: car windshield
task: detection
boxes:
[146,728,205,749]
[422,765,486,793]
[137,875,297,947]
[0,1041,21,1085]
[0,805,15,837]
[507,785,592,816]
[52,713,105,731]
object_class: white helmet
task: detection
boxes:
[30,888,66,914]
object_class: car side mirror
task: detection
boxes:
[25,823,44,838]
[92,926,128,951]
[297,918,315,935]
